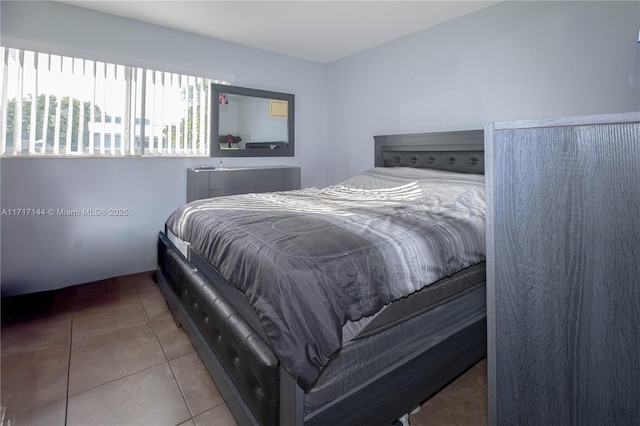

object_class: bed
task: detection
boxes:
[156,130,486,426]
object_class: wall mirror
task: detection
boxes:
[211,84,294,157]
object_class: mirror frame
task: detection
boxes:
[210,84,295,157]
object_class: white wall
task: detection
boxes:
[326,1,640,183]
[0,1,328,296]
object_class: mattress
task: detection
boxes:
[166,167,486,388]
[305,280,486,413]
[347,261,485,341]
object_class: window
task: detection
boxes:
[0,47,223,157]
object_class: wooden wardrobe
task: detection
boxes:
[485,112,640,425]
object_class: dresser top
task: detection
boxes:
[190,165,300,172]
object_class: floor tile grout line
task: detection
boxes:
[136,279,225,421]
[136,286,173,362]
[167,352,228,418]
[67,285,170,398]
[137,284,196,424]
[64,318,74,426]
[68,359,172,398]
[167,357,197,422]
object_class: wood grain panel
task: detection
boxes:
[487,114,640,425]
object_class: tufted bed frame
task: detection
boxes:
[156,130,486,426]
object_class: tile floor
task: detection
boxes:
[1,272,487,426]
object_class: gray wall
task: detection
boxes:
[0,1,328,296]
[326,1,640,183]
[2,1,639,296]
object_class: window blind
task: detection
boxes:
[0,47,219,157]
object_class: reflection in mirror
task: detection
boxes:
[219,94,288,149]
[211,84,294,157]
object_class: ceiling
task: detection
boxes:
[60,1,500,64]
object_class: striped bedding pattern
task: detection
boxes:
[166,167,486,389]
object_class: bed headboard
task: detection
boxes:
[374,130,484,174]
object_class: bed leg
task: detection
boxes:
[279,368,304,426]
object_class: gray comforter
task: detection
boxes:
[166,167,486,390]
